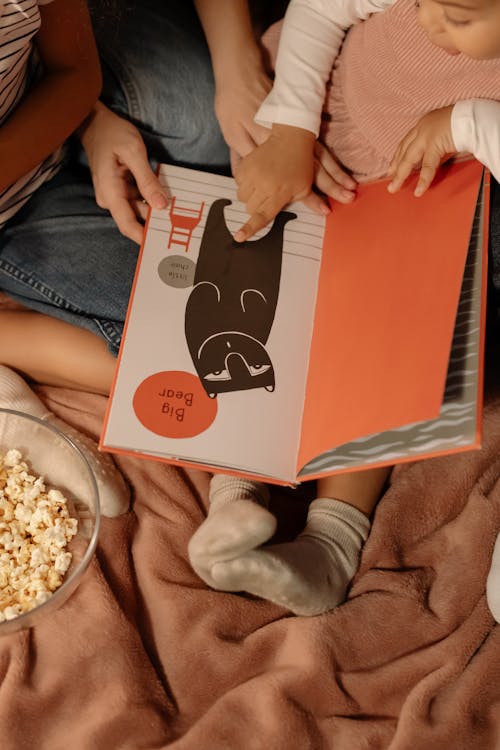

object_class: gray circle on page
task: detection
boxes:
[158,256,196,288]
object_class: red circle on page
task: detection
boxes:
[133,371,217,438]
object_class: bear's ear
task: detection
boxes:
[190,280,221,303]
[203,198,234,245]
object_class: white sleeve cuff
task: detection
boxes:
[255,102,321,136]
[451,99,500,183]
[450,100,475,153]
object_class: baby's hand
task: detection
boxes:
[388,106,456,197]
[234,124,320,241]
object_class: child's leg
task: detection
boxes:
[0,313,126,514]
[0,310,116,394]
[189,467,390,615]
[188,475,277,588]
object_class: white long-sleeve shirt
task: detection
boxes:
[256,0,500,182]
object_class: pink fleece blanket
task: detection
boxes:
[0,302,499,749]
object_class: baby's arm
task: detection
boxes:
[0,0,101,195]
[388,100,500,195]
[235,0,392,240]
[257,0,393,137]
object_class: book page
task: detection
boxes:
[102,166,324,482]
[297,159,484,473]
[299,174,486,477]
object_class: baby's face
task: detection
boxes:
[418,0,500,58]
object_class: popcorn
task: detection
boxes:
[0,450,78,623]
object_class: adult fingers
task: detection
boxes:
[302,191,331,215]
[131,198,149,223]
[107,195,144,244]
[230,149,242,177]
[228,127,258,159]
[315,164,355,204]
[92,159,121,211]
[119,137,168,210]
[226,122,271,161]
[246,121,271,147]
[314,142,357,190]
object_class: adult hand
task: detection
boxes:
[302,141,357,212]
[388,106,456,197]
[214,55,273,160]
[79,102,168,244]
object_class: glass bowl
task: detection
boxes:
[0,408,100,635]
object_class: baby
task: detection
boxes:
[188,0,500,616]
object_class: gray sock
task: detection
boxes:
[209,497,370,616]
[188,474,276,588]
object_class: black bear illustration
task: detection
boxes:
[184,198,296,398]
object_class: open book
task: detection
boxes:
[100,159,488,485]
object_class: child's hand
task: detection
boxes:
[79,102,168,244]
[234,124,319,241]
[388,106,456,197]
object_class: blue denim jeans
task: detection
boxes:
[0,1,229,356]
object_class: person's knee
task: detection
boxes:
[181,98,229,168]
[96,5,230,169]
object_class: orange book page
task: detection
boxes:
[297,159,483,473]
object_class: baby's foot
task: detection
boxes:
[487,531,500,623]
[188,475,276,588]
[0,365,129,517]
[210,498,370,616]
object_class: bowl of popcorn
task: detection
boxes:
[0,408,100,634]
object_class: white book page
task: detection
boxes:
[102,165,324,482]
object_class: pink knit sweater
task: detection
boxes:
[263,0,500,181]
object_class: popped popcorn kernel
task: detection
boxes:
[0,450,78,623]
[4,449,22,468]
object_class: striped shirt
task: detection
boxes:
[0,0,63,229]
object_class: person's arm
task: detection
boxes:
[256,0,393,136]
[193,0,272,157]
[0,0,101,195]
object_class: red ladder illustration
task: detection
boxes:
[168,198,205,252]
